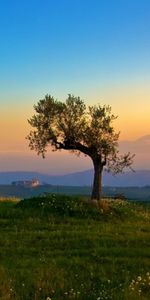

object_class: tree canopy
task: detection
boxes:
[27,94,134,201]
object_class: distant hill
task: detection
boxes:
[0,169,150,187]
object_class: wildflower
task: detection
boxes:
[137,276,142,281]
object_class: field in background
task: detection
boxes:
[0,195,150,299]
[1,185,150,201]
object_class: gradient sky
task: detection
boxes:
[0,0,150,173]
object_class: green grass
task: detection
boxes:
[1,184,150,201]
[0,195,150,300]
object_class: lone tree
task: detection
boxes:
[27,94,134,203]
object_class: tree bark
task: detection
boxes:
[91,160,103,202]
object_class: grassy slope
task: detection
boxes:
[0,195,150,300]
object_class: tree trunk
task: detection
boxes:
[91,160,103,202]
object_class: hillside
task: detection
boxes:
[0,196,149,300]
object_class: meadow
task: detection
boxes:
[0,195,150,300]
[1,185,150,201]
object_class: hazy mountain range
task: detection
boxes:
[0,134,150,186]
[119,135,150,169]
[1,135,150,173]
[0,169,150,187]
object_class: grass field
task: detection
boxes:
[0,195,150,300]
[1,185,150,201]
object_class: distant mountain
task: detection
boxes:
[1,134,150,173]
[119,134,150,156]
[0,169,150,187]
[135,135,150,142]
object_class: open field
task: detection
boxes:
[0,195,150,300]
[1,185,150,201]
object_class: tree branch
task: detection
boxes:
[55,140,91,156]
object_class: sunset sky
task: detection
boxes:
[0,0,150,173]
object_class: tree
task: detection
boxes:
[27,94,134,204]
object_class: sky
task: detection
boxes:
[0,0,150,173]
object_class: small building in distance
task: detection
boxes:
[12,178,40,187]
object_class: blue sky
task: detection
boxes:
[1,0,150,99]
[0,0,150,173]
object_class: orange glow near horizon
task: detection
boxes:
[0,83,150,154]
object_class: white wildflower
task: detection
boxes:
[137,276,142,281]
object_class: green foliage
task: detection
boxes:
[27,94,134,200]
[0,196,150,299]
[17,194,102,219]
[27,94,134,172]
[27,94,87,157]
